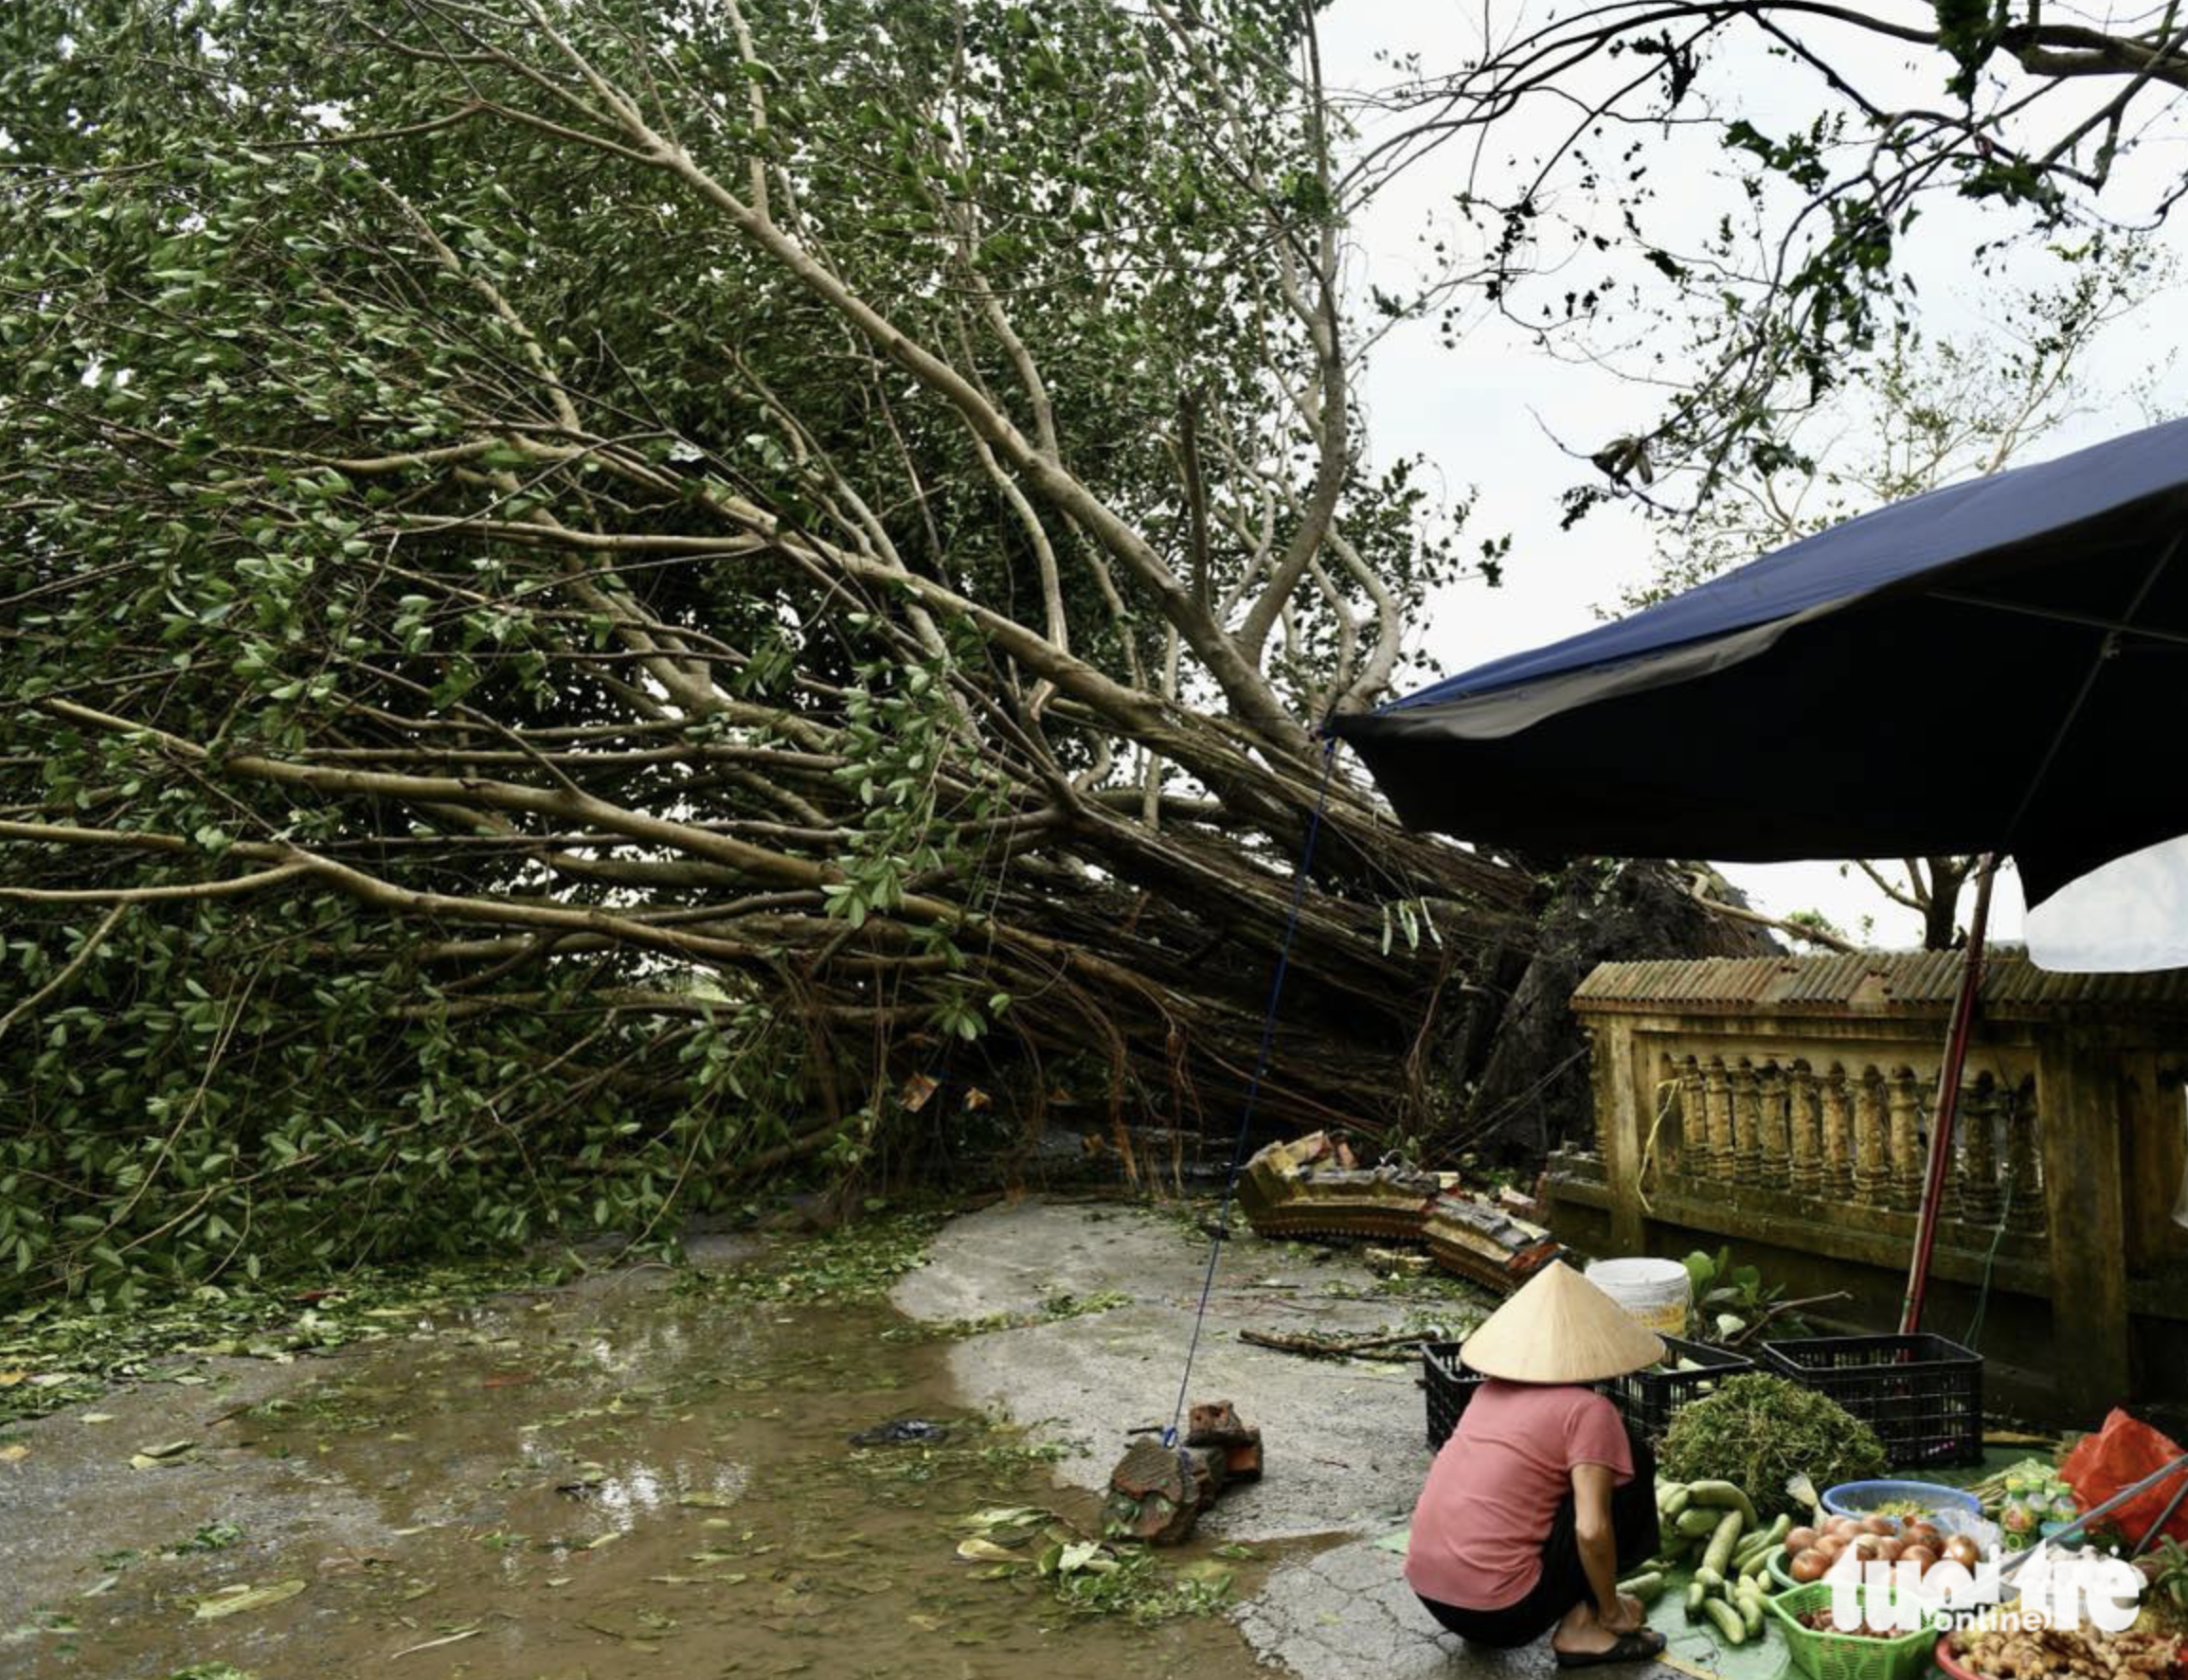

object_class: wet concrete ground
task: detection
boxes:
[893,1199,1632,1680]
[5,1197,1677,1680]
[894,1199,1444,1541]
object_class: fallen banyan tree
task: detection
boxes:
[0,1,1766,1301]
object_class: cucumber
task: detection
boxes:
[1701,1510,1744,1577]
[1739,1514,1788,1549]
[1701,1597,1749,1645]
[1736,1593,1765,1636]
[1659,1486,1693,1520]
[1693,1566,1723,1592]
[1676,1507,1721,1538]
[1685,1580,1707,1617]
[1618,1571,1665,1604]
[1685,1481,1761,1528]
[1731,1518,1788,1568]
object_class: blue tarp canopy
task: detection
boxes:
[1328,418,2188,909]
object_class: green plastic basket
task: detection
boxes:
[1763,1581,1942,1680]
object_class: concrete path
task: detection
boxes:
[892,1198,1443,1540]
[1237,1538,1576,1680]
[892,1196,1625,1680]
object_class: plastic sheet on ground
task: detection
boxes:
[1646,1566,1792,1680]
[1370,1530,1796,1680]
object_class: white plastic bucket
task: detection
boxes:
[1585,1257,1691,1336]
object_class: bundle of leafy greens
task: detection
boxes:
[1659,1373,1887,1519]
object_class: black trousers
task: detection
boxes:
[1416,1430,1661,1649]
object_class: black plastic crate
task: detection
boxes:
[1424,1341,1487,1451]
[1759,1333,1983,1468]
[1605,1334,1754,1441]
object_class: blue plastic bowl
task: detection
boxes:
[1820,1478,1983,1522]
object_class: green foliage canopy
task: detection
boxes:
[0,0,1532,1303]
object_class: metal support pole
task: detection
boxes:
[2133,1473,2188,1559]
[1901,855,1999,1335]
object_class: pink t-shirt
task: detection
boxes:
[1406,1379,1635,1609]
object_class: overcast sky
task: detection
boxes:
[1318,1,2188,949]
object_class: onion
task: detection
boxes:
[1903,1521,1941,1548]
[1902,1545,1939,1573]
[1874,1537,1904,1564]
[1785,1526,1818,1554]
[1943,1534,1982,1568]
[1859,1514,1897,1536]
[1816,1535,1846,1562]
[1790,1548,1830,1584]
[1829,1516,1862,1540]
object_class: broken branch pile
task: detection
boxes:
[1236,1132,1569,1292]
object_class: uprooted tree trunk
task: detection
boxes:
[1459,864,1780,1159]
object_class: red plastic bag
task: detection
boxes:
[2059,1408,2188,1546]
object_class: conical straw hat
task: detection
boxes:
[1459,1260,1665,1384]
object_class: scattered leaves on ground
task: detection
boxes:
[886,1288,1134,1342]
[0,1259,566,1425]
[948,1505,1237,1624]
[168,1521,244,1555]
[689,1209,942,1307]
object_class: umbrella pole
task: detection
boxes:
[1899,854,1999,1336]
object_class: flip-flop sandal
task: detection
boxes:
[1553,1630,1667,1668]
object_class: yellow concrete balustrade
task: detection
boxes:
[1547,950,2188,1419]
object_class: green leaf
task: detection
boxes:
[191,1579,306,1619]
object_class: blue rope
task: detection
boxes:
[1162,736,1341,1447]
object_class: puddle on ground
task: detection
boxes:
[10,1278,1285,1679]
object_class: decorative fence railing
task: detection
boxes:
[1649,1053,2044,1234]
[1547,950,2188,1415]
